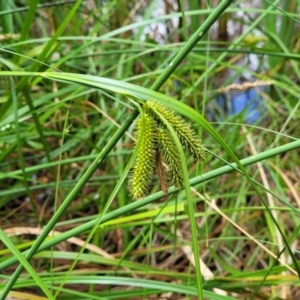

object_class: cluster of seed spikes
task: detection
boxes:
[128,113,157,199]
[129,100,206,200]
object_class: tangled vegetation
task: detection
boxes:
[0,0,300,299]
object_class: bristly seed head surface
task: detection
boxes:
[129,100,207,199]
[129,113,157,199]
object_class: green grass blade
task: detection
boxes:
[1,139,298,273]
[10,77,40,221]
[0,229,54,299]
[1,70,300,281]
[151,107,204,298]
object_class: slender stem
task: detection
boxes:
[1,0,234,298]
[1,139,299,272]
[0,109,138,300]
[151,0,234,91]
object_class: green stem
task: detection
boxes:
[151,0,234,91]
[10,78,40,222]
[151,108,204,298]
[0,109,138,300]
[1,139,299,272]
[1,1,234,298]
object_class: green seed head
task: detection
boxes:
[145,101,206,162]
[157,129,184,188]
[129,113,157,199]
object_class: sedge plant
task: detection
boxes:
[0,0,300,299]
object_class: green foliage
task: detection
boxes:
[0,0,300,299]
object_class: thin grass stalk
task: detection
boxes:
[189,0,201,34]
[250,225,300,299]
[54,105,147,296]
[0,107,139,299]
[123,0,158,77]
[0,229,54,299]
[178,0,188,40]
[0,0,82,120]
[22,89,52,163]
[15,0,39,59]
[0,1,246,297]
[263,0,278,69]
[2,79,300,296]
[0,143,17,164]
[114,225,150,272]
[54,124,145,297]
[150,0,234,91]
[0,1,14,33]
[10,78,40,222]
[183,0,282,96]
[150,108,204,298]
[0,1,84,16]
[1,139,299,273]
[0,1,83,296]
[280,0,297,47]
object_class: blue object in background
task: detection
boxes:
[217,87,266,124]
[231,88,265,124]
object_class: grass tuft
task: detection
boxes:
[0,0,300,299]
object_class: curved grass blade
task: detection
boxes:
[1,70,299,279]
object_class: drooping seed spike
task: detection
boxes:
[145,100,206,162]
[157,129,184,189]
[129,113,157,199]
